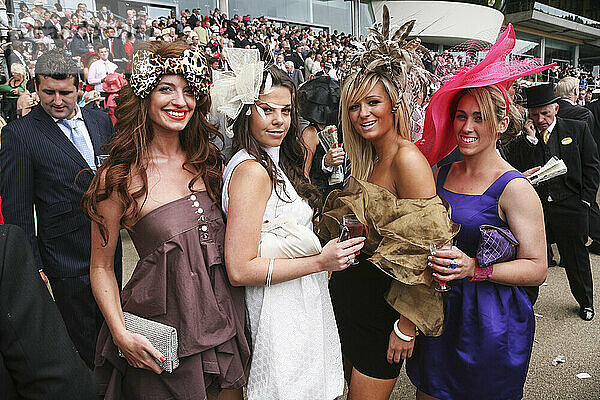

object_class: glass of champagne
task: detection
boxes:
[339,213,364,265]
[430,238,457,292]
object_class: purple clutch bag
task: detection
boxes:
[476,225,519,268]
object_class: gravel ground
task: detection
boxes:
[120,235,600,400]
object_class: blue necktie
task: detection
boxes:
[62,119,96,171]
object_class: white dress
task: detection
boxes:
[222,147,344,400]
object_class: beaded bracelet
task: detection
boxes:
[469,258,493,282]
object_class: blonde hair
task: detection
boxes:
[453,85,523,144]
[555,76,579,99]
[340,71,410,180]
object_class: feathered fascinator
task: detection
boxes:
[418,24,556,166]
[343,5,435,113]
[210,47,266,137]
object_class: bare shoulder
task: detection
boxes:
[500,174,541,212]
[227,159,272,218]
[393,142,431,169]
[301,125,319,148]
[231,159,271,184]
[392,141,436,198]
[229,159,272,197]
[301,125,318,139]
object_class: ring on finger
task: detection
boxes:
[346,255,353,265]
[449,259,458,269]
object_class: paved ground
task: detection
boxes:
[120,237,600,400]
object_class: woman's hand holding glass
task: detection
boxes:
[428,246,477,283]
[114,330,166,375]
[318,236,365,272]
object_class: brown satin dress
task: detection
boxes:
[95,192,250,400]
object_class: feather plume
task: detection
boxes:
[340,4,439,139]
[392,20,415,43]
[382,5,390,41]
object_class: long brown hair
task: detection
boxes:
[232,65,321,210]
[83,41,223,245]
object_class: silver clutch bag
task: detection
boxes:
[118,312,180,373]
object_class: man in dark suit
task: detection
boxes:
[285,61,304,88]
[103,26,127,64]
[586,97,600,150]
[0,224,96,399]
[70,23,91,57]
[506,83,599,321]
[556,77,596,139]
[135,23,150,42]
[285,46,304,72]
[555,77,600,256]
[0,50,122,368]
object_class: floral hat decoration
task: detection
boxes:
[210,47,280,137]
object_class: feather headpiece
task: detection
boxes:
[343,5,436,111]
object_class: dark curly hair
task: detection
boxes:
[83,41,223,245]
[232,65,321,211]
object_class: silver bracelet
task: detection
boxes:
[393,319,414,342]
[266,259,274,287]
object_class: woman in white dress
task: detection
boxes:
[221,65,365,399]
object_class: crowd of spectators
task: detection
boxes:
[0,1,599,123]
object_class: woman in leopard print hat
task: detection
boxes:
[83,40,251,400]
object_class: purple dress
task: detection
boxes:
[406,164,534,400]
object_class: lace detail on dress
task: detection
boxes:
[222,147,344,399]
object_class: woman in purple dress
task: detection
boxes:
[406,25,550,400]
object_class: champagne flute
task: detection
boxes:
[430,238,457,292]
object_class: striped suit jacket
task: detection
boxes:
[0,104,122,278]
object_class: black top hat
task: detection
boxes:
[524,83,560,109]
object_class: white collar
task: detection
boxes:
[539,117,557,135]
[262,146,280,165]
[52,105,83,123]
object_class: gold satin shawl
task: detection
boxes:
[317,177,458,336]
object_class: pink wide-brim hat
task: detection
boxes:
[416,24,555,166]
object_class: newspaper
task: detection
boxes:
[527,156,567,186]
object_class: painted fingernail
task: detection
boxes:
[159,355,166,362]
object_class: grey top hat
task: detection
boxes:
[524,83,560,109]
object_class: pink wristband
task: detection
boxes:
[469,258,493,282]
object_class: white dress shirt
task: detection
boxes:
[87,59,117,91]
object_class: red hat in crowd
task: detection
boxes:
[102,73,128,94]
[417,24,555,166]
